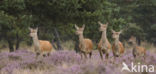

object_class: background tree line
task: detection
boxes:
[0,0,155,52]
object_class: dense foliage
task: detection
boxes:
[0,0,155,52]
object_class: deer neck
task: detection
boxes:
[114,38,119,47]
[79,34,85,48]
[32,34,40,49]
[132,41,137,48]
[101,30,108,43]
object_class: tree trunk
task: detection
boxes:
[8,40,14,52]
[51,40,57,50]
[16,39,20,50]
[53,28,63,50]
[16,34,20,50]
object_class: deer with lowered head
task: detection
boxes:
[98,21,111,60]
[29,27,54,57]
[75,24,93,59]
[112,30,124,57]
[128,36,146,59]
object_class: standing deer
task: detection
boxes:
[75,24,93,59]
[128,36,146,59]
[29,27,54,57]
[98,21,111,60]
[112,30,124,57]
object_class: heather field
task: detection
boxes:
[0,48,156,74]
[0,0,155,74]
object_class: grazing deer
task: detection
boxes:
[128,36,146,59]
[112,30,124,57]
[75,24,93,59]
[97,21,111,60]
[29,27,53,57]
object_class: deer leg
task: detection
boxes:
[143,53,146,60]
[80,52,83,59]
[35,52,40,60]
[99,49,103,60]
[47,52,50,56]
[43,54,46,57]
[113,52,116,59]
[42,52,49,57]
[105,53,109,59]
[83,52,87,59]
[113,56,116,63]
[105,49,109,59]
[102,50,107,59]
[133,48,137,58]
[104,50,109,62]
[89,52,92,59]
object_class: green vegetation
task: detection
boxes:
[0,0,155,52]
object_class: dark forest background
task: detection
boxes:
[0,0,155,52]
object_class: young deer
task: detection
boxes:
[128,36,146,59]
[75,24,93,59]
[29,28,53,57]
[112,30,124,57]
[98,21,111,60]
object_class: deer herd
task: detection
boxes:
[29,21,146,61]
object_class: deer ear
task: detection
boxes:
[98,21,102,26]
[75,24,79,30]
[111,29,115,33]
[82,24,85,29]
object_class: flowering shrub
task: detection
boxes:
[0,49,156,74]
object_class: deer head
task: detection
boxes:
[112,29,122,39]
[98,21,108,32]
[128,36,136,44]
[29,27,38,38]
[75,24,85,35]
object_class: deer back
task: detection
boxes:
[112,41,124,55]
[136,46,146,56]
[39,40,53,52]
[98,40,111,50]
[79,38,93,53]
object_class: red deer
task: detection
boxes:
[29,27,54,57]
[112,30,124,57]
[75,24,93,59]
[97,21,111,60]
[128,36,146,59]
